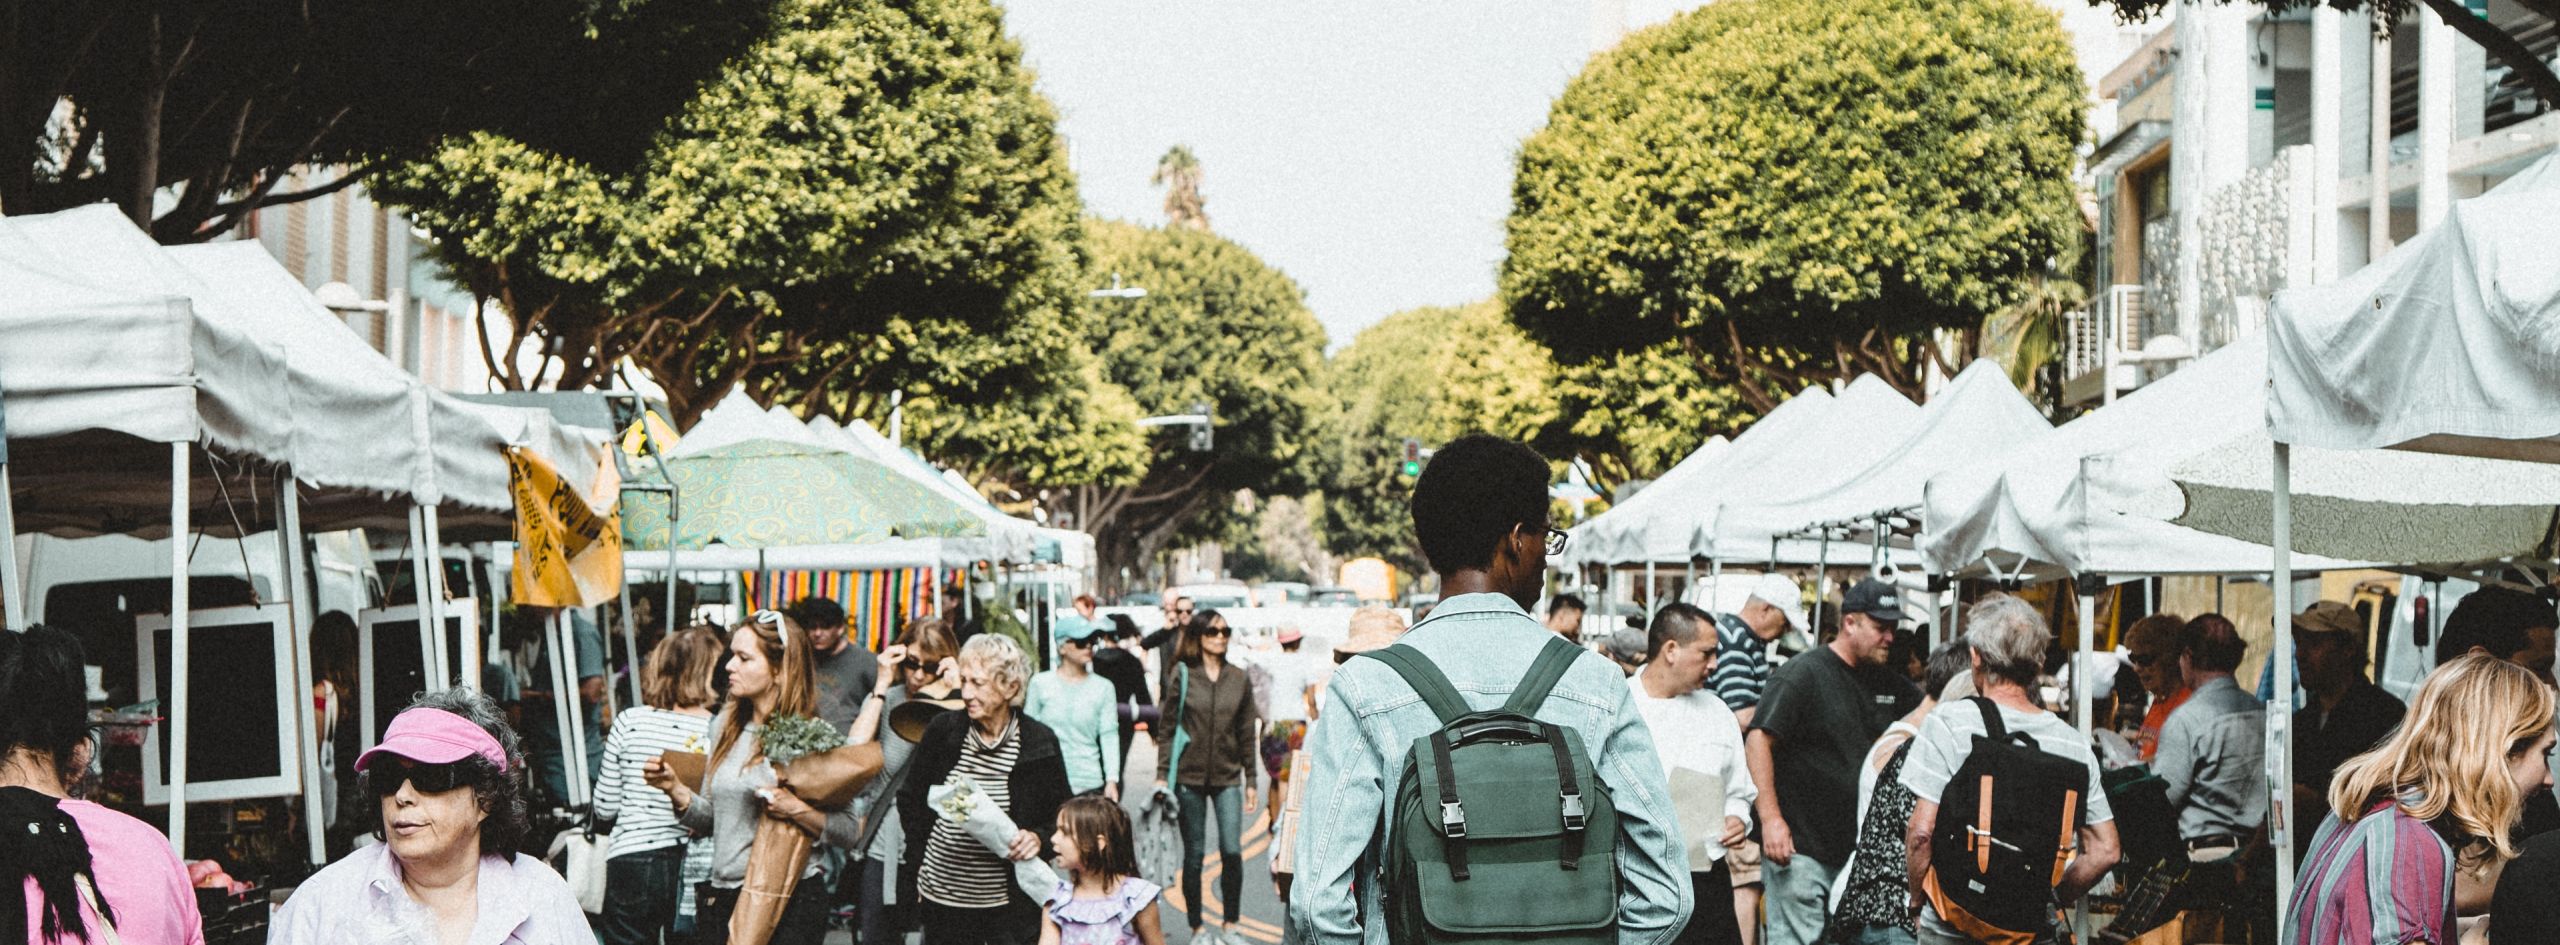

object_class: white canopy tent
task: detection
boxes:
[1565,384,1841,567]
[1560,433,1734,566]
[1710,366,2039,560]
[1921,335,2369,581]
[1687,375,1923,566]
[2263,154,2560,463]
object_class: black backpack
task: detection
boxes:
[1923,697,2090,945]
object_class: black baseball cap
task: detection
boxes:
[1840,579,1906,625]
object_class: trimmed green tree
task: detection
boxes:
[1502,0,2088,410]
[1064,219,1328,589]
[374,0,1143,485]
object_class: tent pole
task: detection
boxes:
[407,505,440,692]
[548,611,588,805]
[2073,574,2098,943]
[167,442,191,857]
[1684,559,1697,607]
[422,505,453,689]
[277,473,325,867]
[1644,559,1657,620]
[2271,441,2298,933]
[0,463,24,631]
[617,576,642,707]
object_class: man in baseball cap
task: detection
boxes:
[1703,572,1811,923]
[2289,600,2405,857]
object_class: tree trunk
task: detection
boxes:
[123,10,164,229]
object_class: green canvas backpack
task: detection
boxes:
[1359,635,1619,945]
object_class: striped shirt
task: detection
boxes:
[2285,800,2457,945]
[595,705,714,858]
[920,719,1022,908]
[1707,612,1772,712]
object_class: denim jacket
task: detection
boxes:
[1285,593,1693,945]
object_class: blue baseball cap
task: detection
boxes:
[1053,615,1102,644]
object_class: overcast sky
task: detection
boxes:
[997,1,2143,349]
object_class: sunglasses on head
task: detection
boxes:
[369,757,466,796]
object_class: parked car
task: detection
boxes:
[1253,582,1311,607]
[1309,586,1361,608]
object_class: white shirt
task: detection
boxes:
[1899,697,2115,822]
[1262,650,1318,723]
[1625,673,1757,864]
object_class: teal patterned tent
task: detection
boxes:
[621,438,985,551]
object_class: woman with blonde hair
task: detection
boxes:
[2285,653,2557,944]
[644,610,838,944]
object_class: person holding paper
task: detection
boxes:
[1629,603,1758,945]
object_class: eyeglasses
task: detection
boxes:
[368,758,466,796]
[2126,651,2163,668]
[1532,525,1569,556]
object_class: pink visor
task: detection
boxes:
[356,707,510,773]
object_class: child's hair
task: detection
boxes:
[1056,795,1140,884]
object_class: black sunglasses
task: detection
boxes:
[2126,651,2164,668]
[369,758,466,796]
[1199,626,1232,638]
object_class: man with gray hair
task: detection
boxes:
[1899,595,2121,945]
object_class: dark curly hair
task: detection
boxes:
[358,688,532,859]
[1411,434,1552,575]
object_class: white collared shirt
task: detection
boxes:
[270,842,591,945]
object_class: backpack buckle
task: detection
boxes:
[1560,792,1587,831]
[1441,801,1468,838]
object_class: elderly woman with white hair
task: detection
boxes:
[898,634,1073,945]
[1895,595,2122,945]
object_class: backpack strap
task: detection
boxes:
[1428,729,1472,881]
[1361,644,1471,726]
[1540,722,1588,871]
[1971,696,2006,741]
[1501,636,1584,717]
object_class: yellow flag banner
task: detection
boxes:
[509,447,625,607]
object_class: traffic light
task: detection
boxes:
[1187,402,1214,452]
[1400,438,1422,477]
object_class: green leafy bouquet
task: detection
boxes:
[759,714,846,767]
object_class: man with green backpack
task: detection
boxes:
[1287,433,1692,945]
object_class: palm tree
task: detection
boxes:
[1152,145,1209,230]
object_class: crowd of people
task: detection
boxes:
[13,431,2560,945]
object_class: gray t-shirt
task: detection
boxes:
[1899,697,2115,825]
[809,640,880,731]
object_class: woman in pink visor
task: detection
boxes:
[272,688,588,944]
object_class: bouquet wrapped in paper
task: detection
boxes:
[927,773,1060,900]
[728,715,880,945]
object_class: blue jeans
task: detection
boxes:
[602,846,685,945]
[1178,783,1244,929]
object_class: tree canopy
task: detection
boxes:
[1065,219,1328,588]
[373,0,1136,488]
[1501,0,2088,409]
[3,0,777,238]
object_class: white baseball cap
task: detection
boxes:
[1748,573,1809,631]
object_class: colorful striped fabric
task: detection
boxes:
[739,568,964,652]
[2284,799,2457,945]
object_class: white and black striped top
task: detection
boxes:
[595,705,713,858]
[919,719,1021,908]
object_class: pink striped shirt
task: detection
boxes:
[2285,800,2458,945]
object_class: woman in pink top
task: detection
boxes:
[3,624,205,945]
[2285,654,2556,945]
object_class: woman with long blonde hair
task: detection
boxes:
[643,610,835,944]
[2284,653,2556,944]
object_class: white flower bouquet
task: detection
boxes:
[925,773,1059,899]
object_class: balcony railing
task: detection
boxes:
[2063,285,2146,404]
